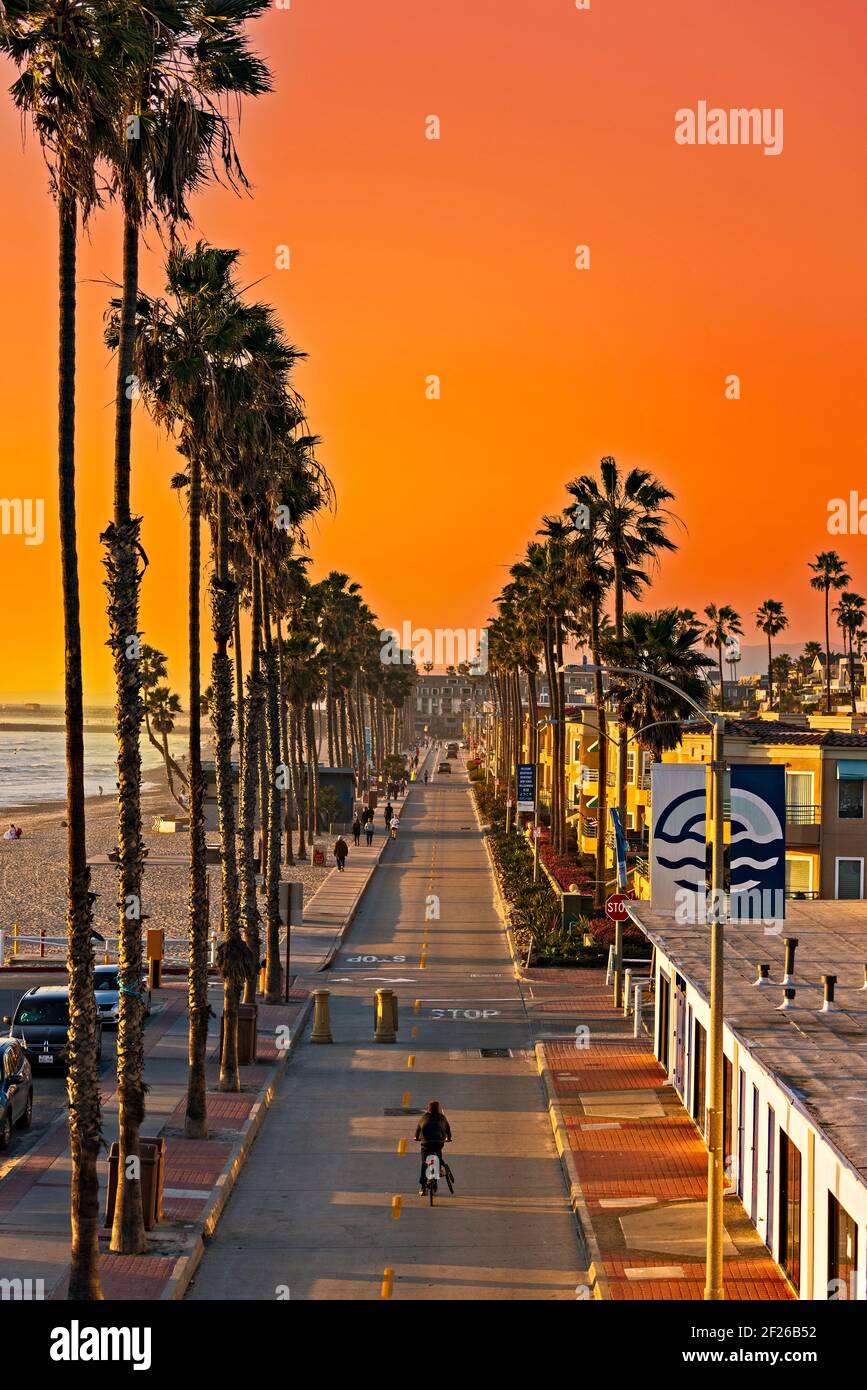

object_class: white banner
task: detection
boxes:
[650,764,707,914]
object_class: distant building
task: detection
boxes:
[413,674,488,738]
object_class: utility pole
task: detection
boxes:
[704,712,727,1300]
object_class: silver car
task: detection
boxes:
[94,965,152,1027]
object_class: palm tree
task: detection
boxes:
[834,592,866,714]
[809,552,850,713]
[146,686,186,804]
[607,609,714,756]
[701,605,742,711]
[1,0,140,1302]
[756,600,789,711]
[140,645,188,804]
[567,458,679,827]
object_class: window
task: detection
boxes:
[723,1056,733,1187]
[836,857,864,900]
[828,1194,858,1299]
[572,782,581,807]
[626,750,636,783]
[779,1132,802,1290]
[692,1019,707,1133]
[786,856,813,895]
[657,972,670,1071]
[626,812,635,831]
[838,779,864,819]
[572,738,581,763]
[786,770,814,822]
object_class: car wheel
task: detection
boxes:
[0,1109,12,1151]
[18,1089,32,1130]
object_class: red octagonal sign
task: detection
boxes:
[605,893,629,922]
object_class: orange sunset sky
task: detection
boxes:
[1,0,866,702]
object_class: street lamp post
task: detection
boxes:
[576,664,726,1302]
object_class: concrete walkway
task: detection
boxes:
[186,757,583,1301]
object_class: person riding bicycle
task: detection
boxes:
[415,1100,452,1195]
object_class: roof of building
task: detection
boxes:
[626,900,867,1182]
[713,719,867,748]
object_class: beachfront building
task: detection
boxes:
[628,899,867,1299]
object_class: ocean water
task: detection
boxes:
[0,729,165,810]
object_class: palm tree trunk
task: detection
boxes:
[261,579,283,1002]
[305,703,320,833]
[292,706,307,859]
[767,633,773,711]
[185,451,209,1139]
[60,194,103,1301]
[326,668,336,767]
[276,618,295,866]
[106,201,146,1256]
[591,600,608,912]
[239,564,263,1005]
[825,588,832,714]
[339,689,350,766]
[234,592,245,761]
[212,492,250,1092]
[717,643,725,711]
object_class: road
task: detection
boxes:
[186,755,584,1301]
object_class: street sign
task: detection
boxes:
[532,826,542,840]
[517,763,536,811]
[605,893,629,922]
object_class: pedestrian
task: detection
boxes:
[334,835,348,871]
[352,815,362,847]
[390,813,400,840]
[365,820,374,846]
[384,801,393,829]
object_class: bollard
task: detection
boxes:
[623,968,633,1016]
[310,989,334,1043]
[374,988,397,1043]
[148,956,162,990]
[40,930,45,959]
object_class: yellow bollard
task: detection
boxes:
[407,1054,415,1068]
[414,999,421,1014]
[402,1091,411,1107]
[310,988,334,1043]
[374,988,397,1043]
[391,1196,401,1221]
[411,1027,417,1038]
[397,1137,407,1155]
[381,1268,394,1299]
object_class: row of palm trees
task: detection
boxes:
[485,464,867,915]
[2,0,416,1301]
[701,552,865,715]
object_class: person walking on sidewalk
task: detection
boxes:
[390,814,400,840]
[351,815,362,847]
[415,1100,453,1195]
[383,801,393,830]
[334,835,348,871]
[364,818,374,847]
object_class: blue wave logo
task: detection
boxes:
[730,788,783,893]
[653,788,706,891]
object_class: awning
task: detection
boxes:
[586,795,599,808]
[587,740,599,752]
[836,760,867,780]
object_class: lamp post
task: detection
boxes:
[575,664,726,1302]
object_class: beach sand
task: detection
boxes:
[0,780,330,957]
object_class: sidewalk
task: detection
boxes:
[532,968,793,1301]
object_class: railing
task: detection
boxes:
[582,768,599,783]
[637,773,651,790]
[0,927,221,968]
[635,856,650,878]
[581,818,598,839]
[786,804,820,825]
[785,889,819,900]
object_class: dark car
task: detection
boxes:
[0,1038,32,1150]
[3,986,103,1073]
[437,762,452,774]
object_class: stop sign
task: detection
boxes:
[605,893,629,922]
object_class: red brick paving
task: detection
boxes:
[541,977,793,1301]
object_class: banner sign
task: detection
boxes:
[651,765,707,914]
[517,763,536,812]
[609,807,628,891]
[729,764,785,922]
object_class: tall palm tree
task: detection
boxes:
[834,592,866,714]
[567,458,679,825]
[1,0,142,1301]
[756,600,789,711]
[809,552,850,714]
[607,609,713,755]
[701,604,742,711]
[146,685,186,804]
[140,645,188,802]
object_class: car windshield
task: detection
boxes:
[14,999,69,1026]
[95,972,119,991]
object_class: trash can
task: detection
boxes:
[219,1002,258,1064]
[104,1136,166,1230]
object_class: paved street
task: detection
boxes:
[187,759,584,1300]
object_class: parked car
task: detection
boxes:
[93,964,151,1027]
[3,987,102,1073]
[0,1038,32,1149]
[437,762,452,773]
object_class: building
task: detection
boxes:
[413,673,487,739]
[629,898,867,1299]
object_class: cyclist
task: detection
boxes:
[415,1100,452,1195]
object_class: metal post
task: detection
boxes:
[704,713,726,1301]
[613,919,624,1009]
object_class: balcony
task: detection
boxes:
[581,818,598,840]
[637,773,651,791]
[785,804,821,847]
[786,804,820,824]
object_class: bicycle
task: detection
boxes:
[421,1151,454,1205]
